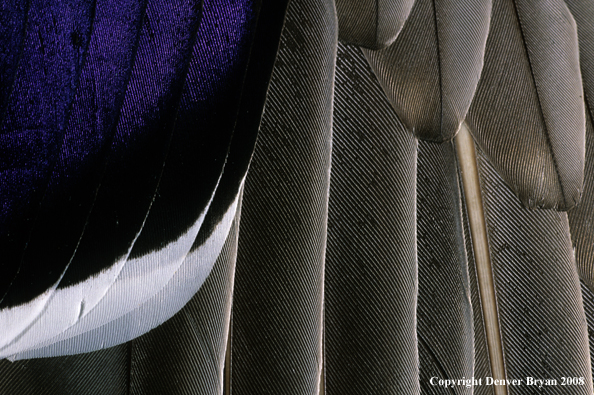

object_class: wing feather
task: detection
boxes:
[417,139,474,395]
[230,0,335,392]
[476,144,592,391]
[466,0,585,211]
[326,42,419,394]
[335,0,415,49]
[363,0,491,142]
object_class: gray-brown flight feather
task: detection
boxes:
[230,0,335,392]
[565,0,594,121]
[335,0,414,49]
[326,42,419,394]
[466,0,585,211]
[476,146,592,393]
[565,0,594,294]
[0,345,129,394]
[417,140,474,395]
[363,0,491,142]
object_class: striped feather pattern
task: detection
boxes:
[0,0,147,355]
[363,0,491,142]
[566,0,594,293]
[466,0,584,211]
[565,0,594,120]
[4,0,594,394]
[477,146,592,394]
[327,42,418,394]
[0,0,205,356]
[334,0,414,49]
[0,345,129,394]
[417,140,473,395]
[129,211,239,395]
[230,0,335,392]
[581,281,594,382]
[514,0,585,208]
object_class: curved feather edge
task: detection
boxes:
[0,0,204,354]
[466,0,584,211]
[125,0,255,261]
[4,0,283,357]
[514,0,585,210]
[35,0,204,307]
[39,0,255,351]
[0,182,215,358]
[0,0,98,345]
[0,0,148,356]
[0,0,96,306]
[127,202,240,395]
[9,189,240,360]
[334,0,414,50]
[362,0,491,142]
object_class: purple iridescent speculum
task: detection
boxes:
[0,0,255,307]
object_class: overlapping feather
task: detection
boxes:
[4,0,594,394]
[1,0,205,355]
[475,144,592,393]
[0,212,240,394]
[0,0,284,362]
[3,0,257,359]
[566,0,594,294]
[0,0,96,341]
[417,139,473,395]
[466,0,585,211]
[362,0,491,142]
[0,0,148,353]
[334,0,414,49]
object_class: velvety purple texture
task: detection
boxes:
[0,0,254,306]
[0,0,29,118]
[0,0,95,234]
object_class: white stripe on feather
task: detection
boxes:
[0,170,221,358]
[9,184,240,359]
[0,258,126,356]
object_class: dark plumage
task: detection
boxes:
[2,0,594,393]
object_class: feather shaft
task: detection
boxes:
[455,123,507,395]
